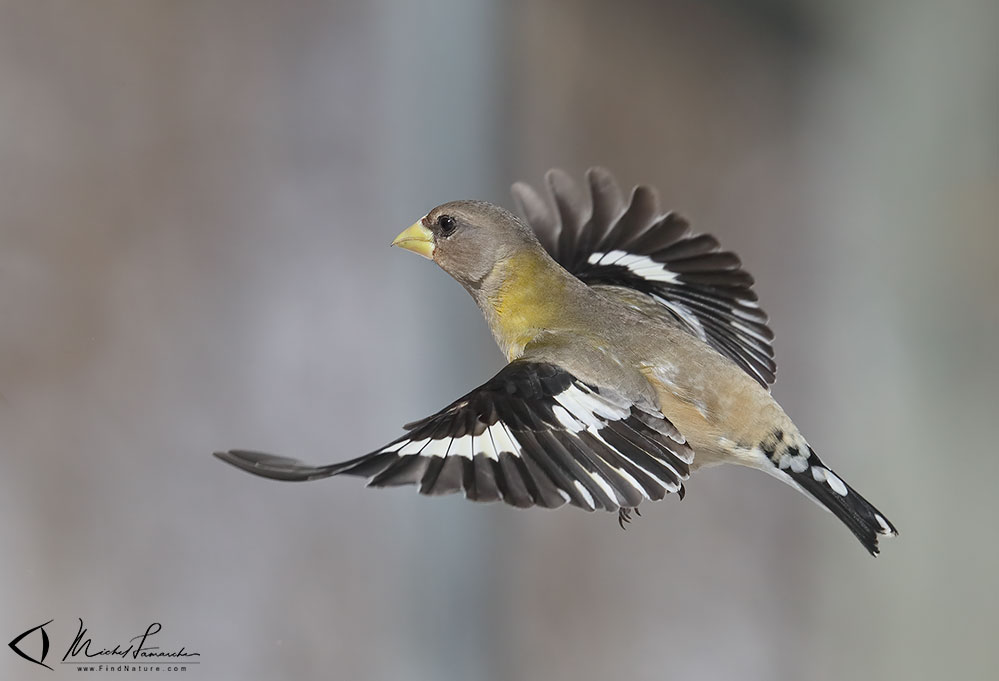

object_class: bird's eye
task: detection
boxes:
[437,214,457,236]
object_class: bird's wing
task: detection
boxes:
[512,167,777,389]
[215,360,693,512]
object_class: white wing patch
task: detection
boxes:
[553,388,603,429]
[573,481,596,510]
[388,422,529,461]
[421,438,452,458]
[552,404,586,432]
[479,429,499,461]
[589,251,680,283]
[555,385,684,502]
[365,363,691,512]
[588,471,620,504]
[489,423,519,457]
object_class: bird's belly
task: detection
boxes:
[640,365,781,472]
[657,398,736,471]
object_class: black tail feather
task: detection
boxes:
[778,448,897,556]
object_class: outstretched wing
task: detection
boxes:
[215,361,693,512]
[512,168,777,389]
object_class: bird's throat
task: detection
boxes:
[481,251,573,361]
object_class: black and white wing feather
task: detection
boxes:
[512,168,777,388]
[215,361,693,512]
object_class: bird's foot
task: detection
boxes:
[618,507,641,529]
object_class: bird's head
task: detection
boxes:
[392,200,540,290]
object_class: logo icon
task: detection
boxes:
[9,619,54,670]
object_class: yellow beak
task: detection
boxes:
[391,220,435,260]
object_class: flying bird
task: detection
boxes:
[215,168,897,555]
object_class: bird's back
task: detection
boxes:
[531,282,794,471]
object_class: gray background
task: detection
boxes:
[2,1,997,680]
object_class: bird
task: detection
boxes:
[215,168,898,555]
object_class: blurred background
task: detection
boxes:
[2,0,996,679]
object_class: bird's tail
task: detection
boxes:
[766,445,897,555]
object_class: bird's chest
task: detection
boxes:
[482,255,575,361]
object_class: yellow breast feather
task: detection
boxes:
[487,251,574,360]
